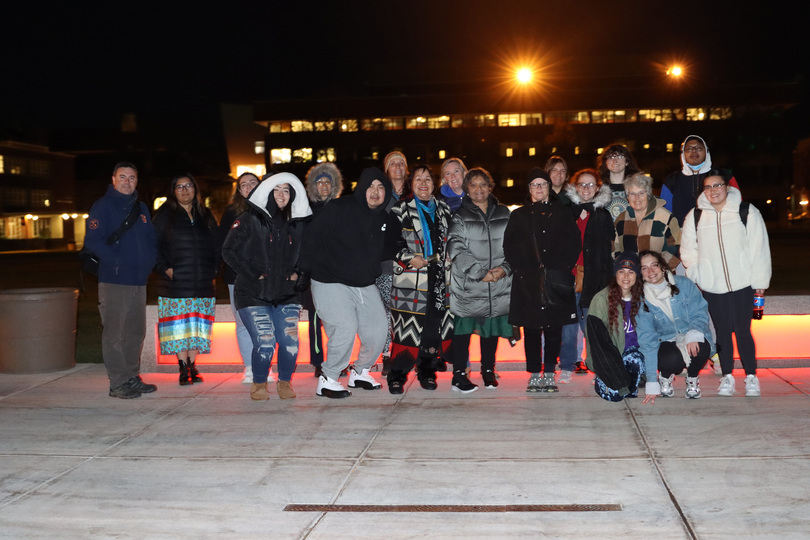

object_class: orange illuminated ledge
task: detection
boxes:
[156,315,810,366]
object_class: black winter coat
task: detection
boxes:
[503,193,581,328]
[153,203,219,299]
[565,184,616,309]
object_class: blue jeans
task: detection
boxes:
[228,284,253,369]
[238,304,301,383]
[560,292,588,372]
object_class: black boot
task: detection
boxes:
[178,360,191,386]
[381,356,391,377]
[187,360,203,384]
[451,370,478,393]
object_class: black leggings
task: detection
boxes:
[523,326,562,374]
[657,340,711,378]
[703,287,757,375]
[452,333,498,372]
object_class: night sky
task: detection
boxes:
[2,1,806,138]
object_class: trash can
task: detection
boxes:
[0,288,79,373]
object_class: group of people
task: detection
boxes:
[86,133,771,404]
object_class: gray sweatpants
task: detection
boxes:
[311,280,388,381]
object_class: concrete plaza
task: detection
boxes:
[1,364,808,539]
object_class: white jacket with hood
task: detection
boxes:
[680,186,771,294]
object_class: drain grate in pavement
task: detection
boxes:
[285,504,621,512]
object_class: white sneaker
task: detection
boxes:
[348,366,382,390]
[241,367,253,384]
[685,376,701,399]
[717,374,735,397]
[316,375,351,398]
[659,374,675,397]
[744,374,761,397]
[558,370,573,384]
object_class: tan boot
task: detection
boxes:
[250,382,269,401]
[276,380,296,400]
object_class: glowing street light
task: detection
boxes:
[667,65,683,77]
[516,67,533,84]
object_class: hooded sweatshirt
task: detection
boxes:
[662,135,739,226]
[300,167,397,287]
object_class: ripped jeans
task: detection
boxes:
[238,304,301,383]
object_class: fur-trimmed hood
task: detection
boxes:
[249,172,312,219]
[564,183,611,208]
[305,162,343,202]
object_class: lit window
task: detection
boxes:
[406,117,428,129]
[236,165,266,177]
[666,143,675,153]
[316,148,337,163]
[709,107,732,120]
[292,148,313,163]
[339,119,358,132]
[506,178,514,187]
[476,115,496,127]
[372,151,379,160]
[528,147,536,156]
[685,108,706,121]
[269,122,282,133]
[351,182,358,190]
[574,146,580,155]
[574,112,590,124]
[315,121,335,131]
[271,148,292,164]
[505,147,513,157]
[291,121,313,132]
[0,155,4,173]
[153,197,167,211]
[438,150,446,159]
[643,144,650,150]
[254,141,265,155]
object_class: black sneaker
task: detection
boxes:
[451,371,478,394]
[574,361,589,374]
[419,376,438,390]
[128,375,157,394]
[389,380,404,395]
[481,370,499,389]
[109,381,141,399]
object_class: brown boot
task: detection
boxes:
[276,380,296,400]
[250,382,269,401]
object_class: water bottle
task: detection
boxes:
[753,292,764,320]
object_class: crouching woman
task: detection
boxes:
[585,252,645,402]
[636,250,714,403]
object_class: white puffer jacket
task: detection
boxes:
[680,186,771,294]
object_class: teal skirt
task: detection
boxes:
[453,315,512,339]
[158,297,215,355]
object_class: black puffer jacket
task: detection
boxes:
[503,191,581,328]
[447,194,512,318]
[222,173,311,309]
[153,203,219,298]
[564,183,616,308]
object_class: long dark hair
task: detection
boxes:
[639,250,680,304]
[167,173,205,218]
[597,144,639,184]
[606,273,644,333]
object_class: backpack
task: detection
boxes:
[693,200,750,232]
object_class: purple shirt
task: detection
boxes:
[623,300,638,350]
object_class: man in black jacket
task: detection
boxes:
[300,167,398,398]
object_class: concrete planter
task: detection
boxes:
[0,288,79,373]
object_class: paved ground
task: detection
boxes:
[1,364,808,539]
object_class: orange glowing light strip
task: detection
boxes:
[157,315,810,366]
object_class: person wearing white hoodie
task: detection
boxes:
[661,135,739,227]
[680,169,771,397]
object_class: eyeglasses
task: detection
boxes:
[684,145,705,153]
[528,182,549,190]
[576,182,596,189]
[703,183,726,191]
[175,184,194,191]
[315,179,332,186]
